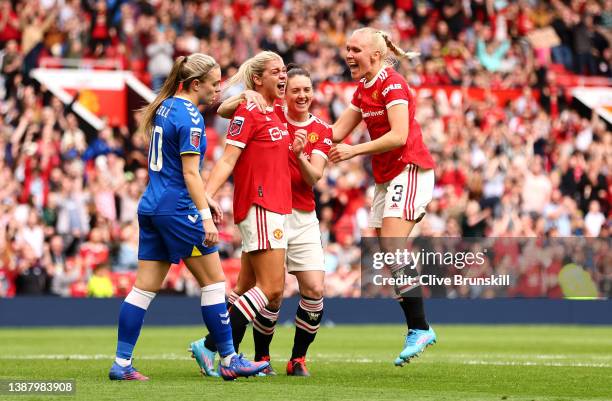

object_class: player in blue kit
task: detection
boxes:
[108,53,268,381]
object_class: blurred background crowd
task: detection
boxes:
[0,0,610,298]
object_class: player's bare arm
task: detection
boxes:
[297,153,327,187]
[290,128,326,186]
[331,107,362,143]
[182,153,218,246]
[329,104,408,162]
[204,144,242,198]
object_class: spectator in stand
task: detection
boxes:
[15,243,48,295]
[60,113,87,160]
[521,156,553,214]
[146,30,174,92]
[585,200,606,236]
[1,39,22,99]
[82,126,121,161]
[87,262,114,297]
[0,0,21,48]
[114,223,138,272]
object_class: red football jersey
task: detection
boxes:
[276,108,333,211]
[226,102,292,223]
[350,67,435,183]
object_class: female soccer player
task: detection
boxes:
[108,54,268,381]
[328,28,437,366]
[192,64,330,377]
[188,51,306,373]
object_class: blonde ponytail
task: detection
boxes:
[352,27,420,68]
[378,31,421,62]
[139,53,219,139]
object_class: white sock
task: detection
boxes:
[125,287,156,309]
[220,352,237,367]
[201,282,226,306]
[115,357,131,367]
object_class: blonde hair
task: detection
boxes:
[140,53,219,138]
[352,27,420,67]
[223,51,283,91]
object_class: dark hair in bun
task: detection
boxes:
[286,63,311,79]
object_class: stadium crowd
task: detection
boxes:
[0,0,610,299]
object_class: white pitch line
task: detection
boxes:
[0,354,192,361]
[426,353,612,361]
[462,360,612,368]
[1,354,610,368]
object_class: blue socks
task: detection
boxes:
[115,283,235,366]
[115,287,156,366]
[200,282,235,358]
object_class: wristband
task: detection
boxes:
[199,208,212,220]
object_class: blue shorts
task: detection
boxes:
[138,213,218,264]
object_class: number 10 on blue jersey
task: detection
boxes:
[149,126,163,172]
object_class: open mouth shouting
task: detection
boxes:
[347,60,360,77]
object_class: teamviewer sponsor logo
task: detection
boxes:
[362,109,385,118]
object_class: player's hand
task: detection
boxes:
[292,129,307,156]
[206,194,223,224]
[203,218,219,247]
[243,90,266,113]
[329,143,356,163]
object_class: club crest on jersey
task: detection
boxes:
[308,132,319,143]
[229,116,245,136]
[372,90,379,100]
[273,229,284,240]
[190,127,202,148]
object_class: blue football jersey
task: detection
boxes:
[138,97,206,215]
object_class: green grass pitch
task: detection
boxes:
[1,325,611,401]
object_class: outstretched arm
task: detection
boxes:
[329,104,408,162]
[205,144,242,197]
[332,107,362,143]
